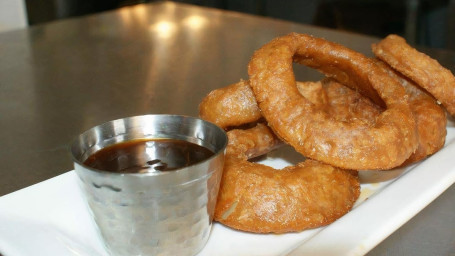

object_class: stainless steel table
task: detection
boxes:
[0,2,453,255]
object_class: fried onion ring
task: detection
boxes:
[214,123,360,233]
[247,33,418,170]
[372,34,455,116]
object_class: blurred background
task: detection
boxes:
[1,0,454,50]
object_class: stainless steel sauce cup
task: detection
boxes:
[70,115,227,256]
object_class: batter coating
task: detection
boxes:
[201,73,444,166]
[199,79,381,129]
[375,59,447,165]
[248,33,418,170]
[372,34,455,116]
[215,123,360,233]
[199,80,262,129]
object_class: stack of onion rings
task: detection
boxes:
[200,73,446,167]
[198,32,452,234]
[248,33,418,170]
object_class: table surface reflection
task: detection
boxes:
[0,2,453,256]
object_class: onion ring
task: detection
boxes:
[214,123,360,233]
[247,33,418,170]
[372,34,455,116]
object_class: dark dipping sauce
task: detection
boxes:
[83,139,214,173]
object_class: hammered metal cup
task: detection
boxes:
[70,115,227,256]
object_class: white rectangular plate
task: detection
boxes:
[1,128,454,256]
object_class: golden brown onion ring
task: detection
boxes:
[199,80,330,129]
[372,34,455,116]
[215,123,360,233]
[248,33,418,170]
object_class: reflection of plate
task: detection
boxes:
[1,129,454,256]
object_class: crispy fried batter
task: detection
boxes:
[201,73,444,167]
[215,123,360,233]
[375,59,447,165]
[199,79,381,129]
[199,80,262,129]
[203,33,451,234]
[372,34,455,116]
[248,33,418,170]
[320,79,381,123]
